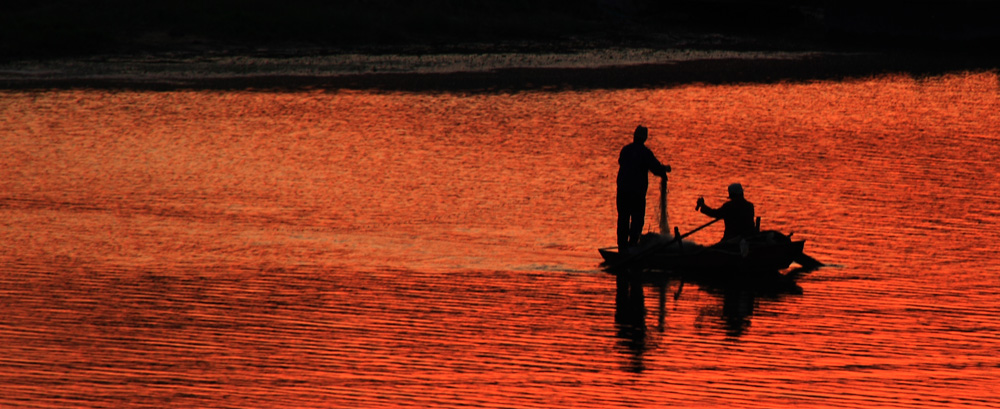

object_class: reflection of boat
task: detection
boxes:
[612,272,796,349]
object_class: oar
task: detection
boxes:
[672,217,721,242]
[612,218,721,268]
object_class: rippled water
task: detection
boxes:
[2,72,999,408]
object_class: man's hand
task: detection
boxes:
[696,197,705,211]
[664,165,672,173]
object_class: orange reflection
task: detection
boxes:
[2,72,1000,408]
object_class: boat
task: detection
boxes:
[600,177,821,286]
[601,230,803,271]
[600,229,815,288]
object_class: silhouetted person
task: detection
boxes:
[614,275,647,373]
[696,183,756,242]
[617,125,670,252]
[721,287,755,338]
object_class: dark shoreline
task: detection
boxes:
[2,50,998,93]
[5,1,1000,91]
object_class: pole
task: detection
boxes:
[659,176,668,236]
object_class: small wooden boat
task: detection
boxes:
[601,177,821,285]
[601,230,803,272]
[600,230,817,287]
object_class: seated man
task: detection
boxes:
[697,183,756,242]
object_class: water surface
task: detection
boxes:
[2,72,999,408]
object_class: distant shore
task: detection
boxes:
[0,0,1000,92]
[3,1,1000,91]
[2,46,998,92]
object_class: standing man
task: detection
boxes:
[617,125,671,253]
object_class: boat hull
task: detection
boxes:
[600,231,806,278]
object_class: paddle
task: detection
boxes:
[609,218,721,269]
[672,217,721,242]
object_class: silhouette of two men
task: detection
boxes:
[616,125,761,250]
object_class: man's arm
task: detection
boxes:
[697,198,724,218]
[644,148,670,177]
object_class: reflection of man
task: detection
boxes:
[616,125,670,252]
[696,183,756,241]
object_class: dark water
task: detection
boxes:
[2,72,999,408]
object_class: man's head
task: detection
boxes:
[633,125,648,143]
[728,183,744,200]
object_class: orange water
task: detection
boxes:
[2,72,999,408]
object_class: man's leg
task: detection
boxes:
[627,193,646,247]
[616,193,631,250]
